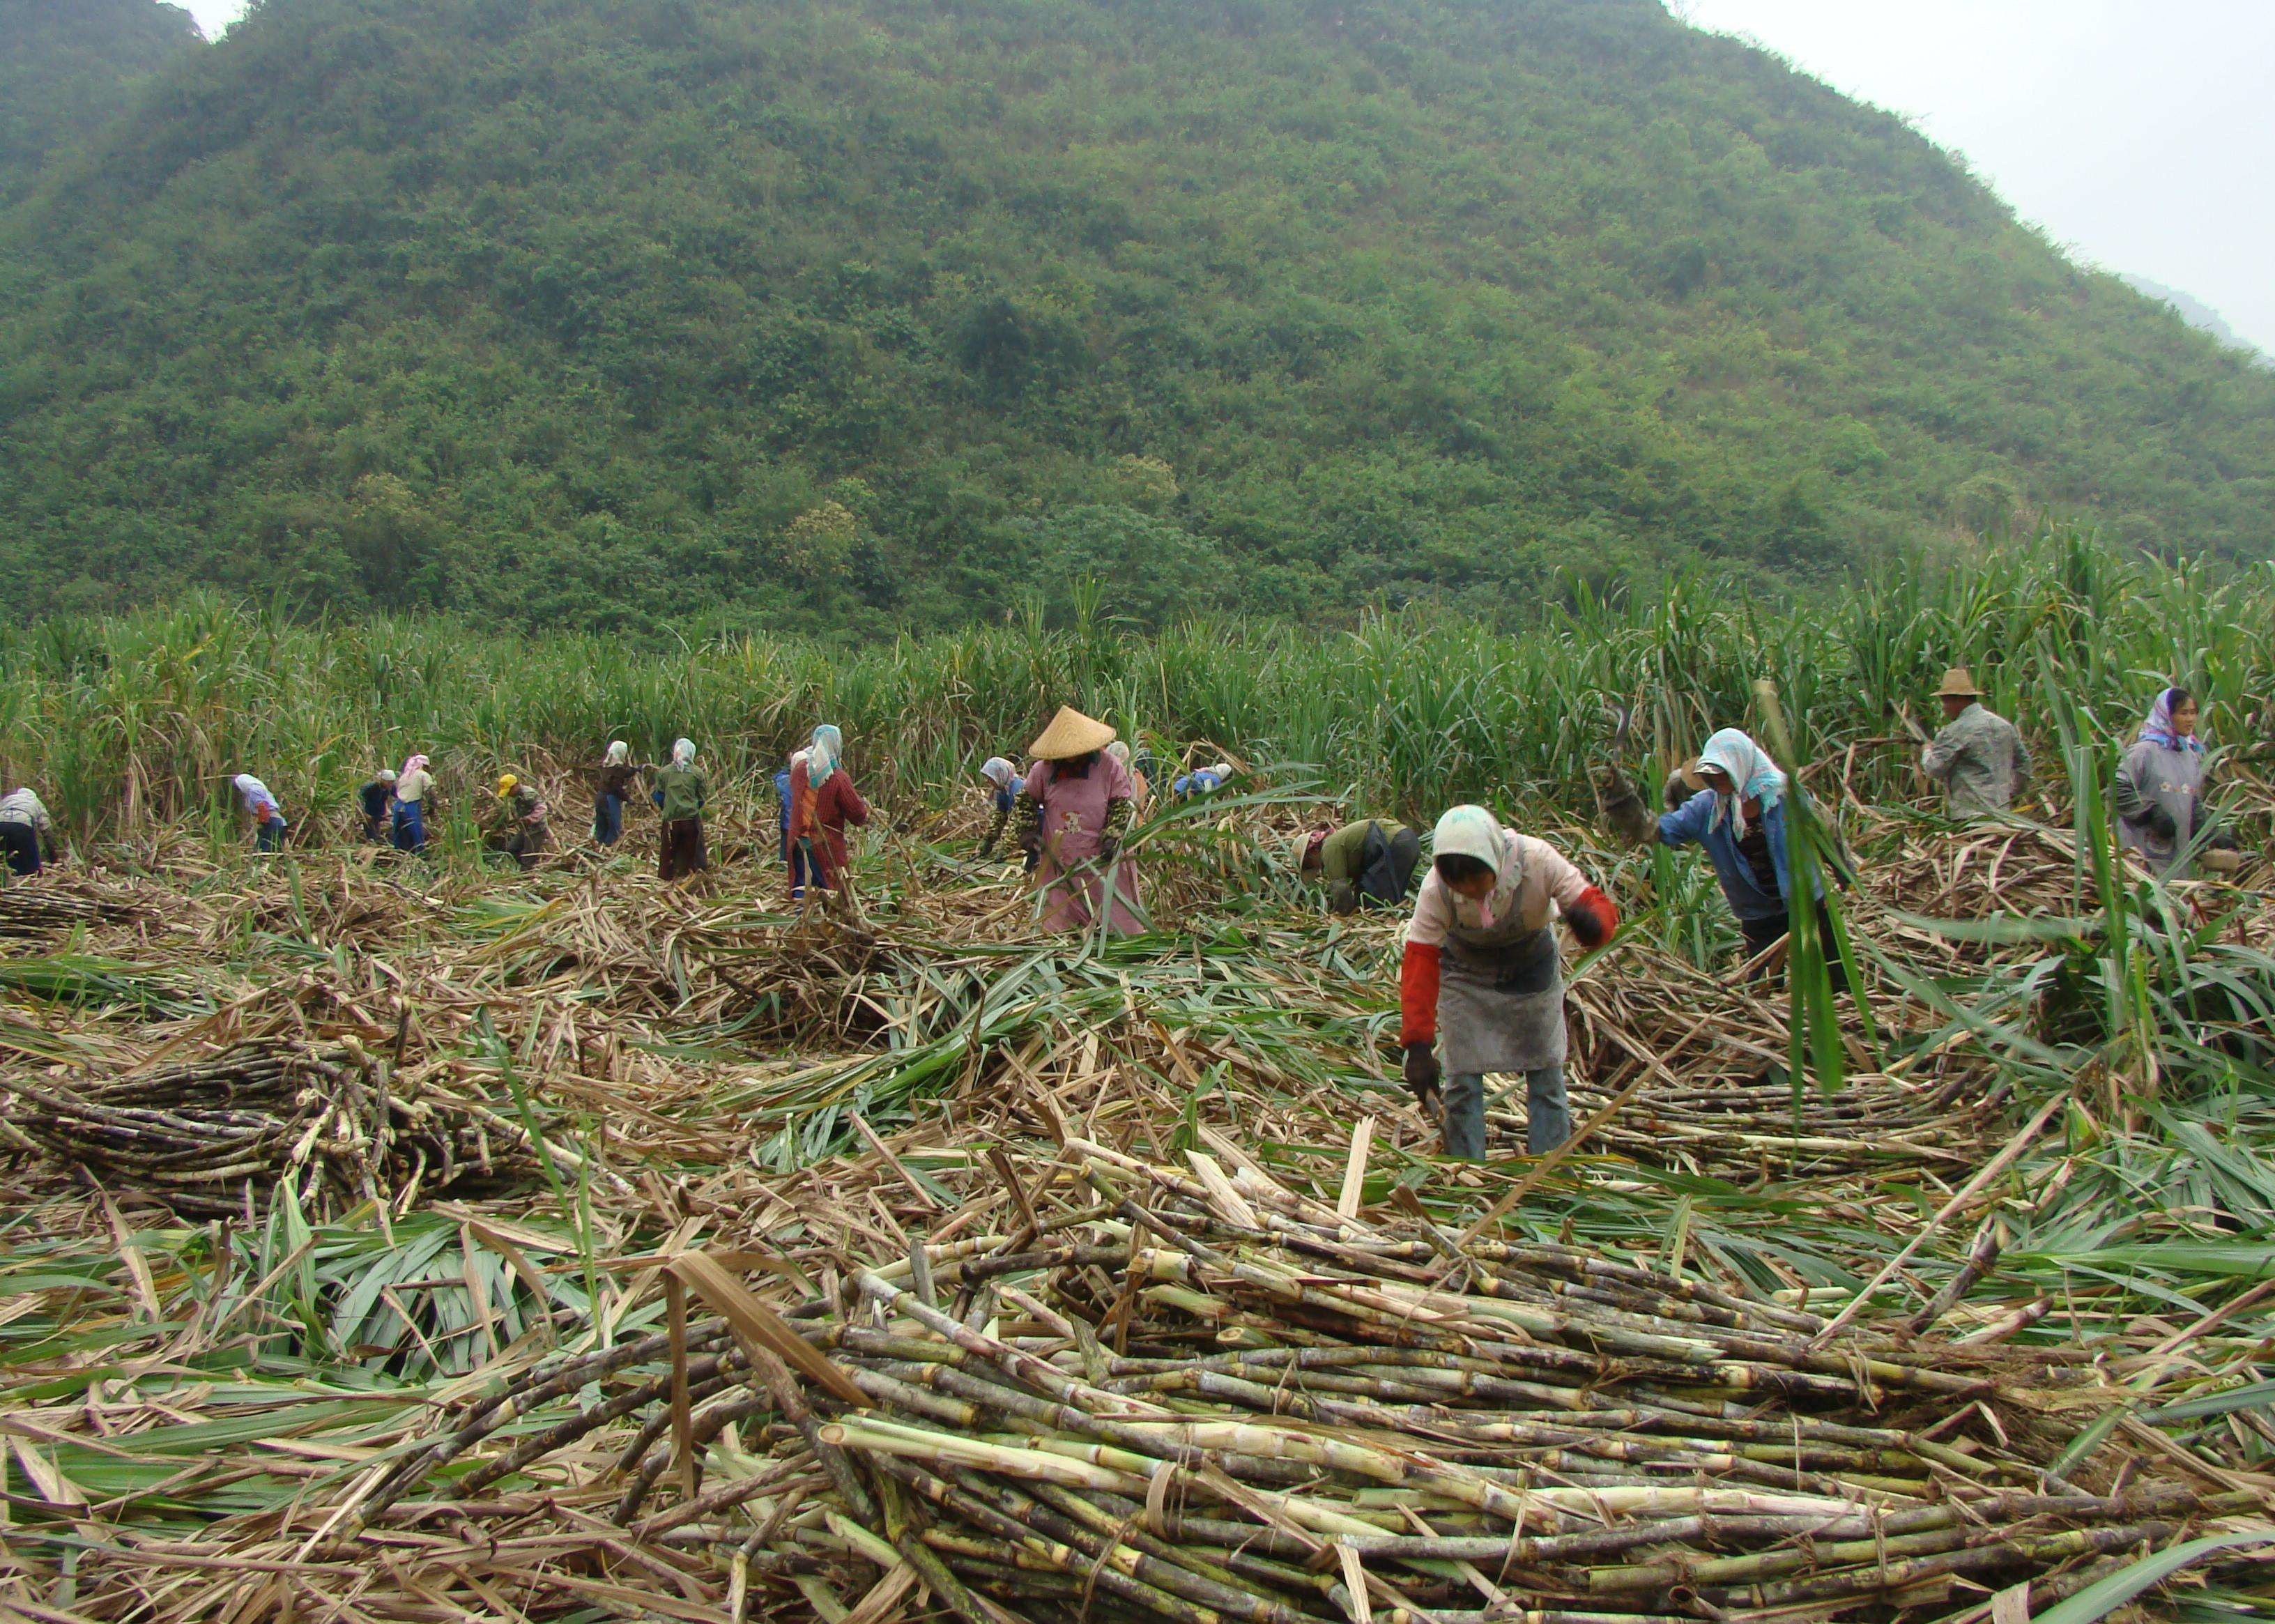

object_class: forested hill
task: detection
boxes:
[3,0,2273,634]
[0,0,199,204]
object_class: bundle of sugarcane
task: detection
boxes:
[0,884,144,939]
[344,1137,2251,1624]
[0,1041,536,1217]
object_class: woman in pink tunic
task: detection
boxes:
[1017,707,1144,935]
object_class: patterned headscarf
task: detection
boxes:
[979,756,1016,789]
[398,753,428,783]
[809,725,843,787]
[605,740,629,765]
[672,737,696,767]
[2140,688,2205,753]
[1695,728,1787,838]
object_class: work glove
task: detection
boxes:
[1664,774,1690,812]
[1096,836,1119,867]
[2145,804,2180,843]
[1402,1042,1442,1117]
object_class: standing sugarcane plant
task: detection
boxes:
[1752,680,1871,1095]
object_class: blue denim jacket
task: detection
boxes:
[1659,790,1797,923]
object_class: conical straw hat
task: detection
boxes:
[1028,706,1117,760]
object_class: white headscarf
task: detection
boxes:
[606,740,629,765]
[1432,805,1509,928]
[672,737,696,767]
[809,725,843,787]
[233,774,277,814]
[980,756,1016,789]
[1695,728,1787,838]
[1105,742,1131,765]
[1210,762,1233,780]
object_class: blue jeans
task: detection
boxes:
[392,802,426,852]
[1444,1065,1569,1160]
[595,792,625,847]
[255,818,288,854]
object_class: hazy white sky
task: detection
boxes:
[1678,0,2275,355]
[179,0,2274,354]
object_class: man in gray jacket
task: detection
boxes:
[1921,668,2031,815]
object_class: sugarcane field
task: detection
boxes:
[4,535,2275,1624]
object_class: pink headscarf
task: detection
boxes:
[398,753,429,781]
[2140,689,2204,753]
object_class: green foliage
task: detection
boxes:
[0,0,199,205]
[2,0,2273,630]
[3,527,2269,859]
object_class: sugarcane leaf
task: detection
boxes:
[2031,1530,2275,1624]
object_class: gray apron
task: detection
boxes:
[1437,919,1568,1077]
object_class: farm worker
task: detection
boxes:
[1658,730,1846,990]
[486,774,549,871]
[775,750,810,898]
[790,724,871,897]
[1400,806,1617,1161]
[233,774,289,855]
[592,740,650,849]
[1920,668,2031,815]
[1172,761,1232,798]
[1106,741,1151,814]
[1018,706,1142,934]
[356,767,396,842]
[1297,820,1421,914]
[392,753,434,853]
[0,787,54,877]
[976,756,1027,861]
[654,737,710,882]
[2115,687,2238,877]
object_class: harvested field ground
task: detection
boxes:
[4,767,2275,1624]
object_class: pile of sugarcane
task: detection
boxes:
[342,1138,2251,1624]
[0,1041,538,1217]
[0,884,143,939]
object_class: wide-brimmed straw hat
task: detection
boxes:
[1028,706,1117,761]
[1936,666,1982,699]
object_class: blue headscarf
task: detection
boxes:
[1695,728,1786,838]
[2140,688,2204,753]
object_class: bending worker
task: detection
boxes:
[357,767,396,843]
[1399,806,1617,1160]
[487,774,549,871]
[1017,706,1142,934]
[1659,728,1846,988]
[1921,667,2030,815]
[0,786,54,877]
[1296,818,1421,914]
[976,756,1025,860]
[234,773,289,855]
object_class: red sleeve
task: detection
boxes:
[1400,941,1442,1046]
[836,776,871,828]
[1566,884,1618,949]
